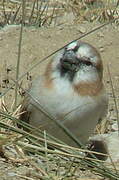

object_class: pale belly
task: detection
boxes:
[27,77,107,146]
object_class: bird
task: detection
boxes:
[19,40,108,147]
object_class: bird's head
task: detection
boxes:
[45,41,103,96]
[53,41,103,82]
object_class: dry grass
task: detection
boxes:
[0,98,119,179]
[0,0,119,179]
[0,0,119,28]
[0,0,65,27]
[67,0,119,23]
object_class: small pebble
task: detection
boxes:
[99,47,104,52]
[97,32,104,38]
[77,26,86,34]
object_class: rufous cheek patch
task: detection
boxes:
[73,81,103,96]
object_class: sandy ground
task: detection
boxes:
[0,22,119,179]
[0,22,119,122]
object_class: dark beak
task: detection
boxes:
[60,50,79,72]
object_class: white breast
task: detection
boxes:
[28,76,107,146]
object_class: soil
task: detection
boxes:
[0,20,119,179]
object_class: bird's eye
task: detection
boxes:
[85,61,92,66]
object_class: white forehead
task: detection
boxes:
[67,41,99,63]
[53,41,100,67]
[67,41,77,50]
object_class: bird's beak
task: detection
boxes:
[60,50,79,72]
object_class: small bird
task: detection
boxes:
[20,40,108,147]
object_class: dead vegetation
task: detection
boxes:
[67,0,119,23]
[0,0,119,27]
[0,0,119,179]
